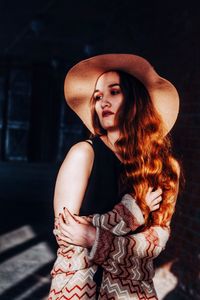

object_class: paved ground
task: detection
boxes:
[0,223,189,300]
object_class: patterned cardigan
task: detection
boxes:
[48,194,170,300]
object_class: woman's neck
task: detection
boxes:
[107,131,120,146]
[100,130,123,162]
[100,130,120,153]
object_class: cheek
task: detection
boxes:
[115,96,124,111]
[94,103,101,117]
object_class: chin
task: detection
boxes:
[102,124,117,131]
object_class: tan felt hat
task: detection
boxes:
[64,53,179,135]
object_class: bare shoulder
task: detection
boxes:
[61,141,94,172]
[68,140,94,156]
[64,141,94,161]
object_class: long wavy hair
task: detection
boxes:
[90,70,180,227]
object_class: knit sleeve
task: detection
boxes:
[88,162,180,265]
[87,225,170,265]
[91,193,145,236]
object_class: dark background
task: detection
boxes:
[0,1,199,299]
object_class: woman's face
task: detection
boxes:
[93,71,124,131]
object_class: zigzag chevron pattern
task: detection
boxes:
[92,195,145,236]
[48,266,97,300]
[49,197,170,299]
[101,236,149,280]
[97,226,169,281]
[51,248,91,273]
[99,272,158,299]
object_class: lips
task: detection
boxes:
[102,110,114,117]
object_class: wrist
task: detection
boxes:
[87,225,96,248]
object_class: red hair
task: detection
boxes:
[90,71,180,227]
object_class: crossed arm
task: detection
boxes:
[53,141,179,270]
[54,191,174,279]
[55,201,171,268]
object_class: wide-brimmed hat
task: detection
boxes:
[64,53,179,135]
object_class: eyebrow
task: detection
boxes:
[94,83,120,93]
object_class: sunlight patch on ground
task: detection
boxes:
[0,241,55,295]
[0,225,36,253]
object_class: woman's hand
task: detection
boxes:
[145,187,162,212]
[56,208,96,248]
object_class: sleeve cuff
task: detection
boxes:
[87,227,114,264]
[153,226,170,249]
[120,194,145,229]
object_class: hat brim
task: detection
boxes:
[64,54,179,135]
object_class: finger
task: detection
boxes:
[151,204,160,211]
[152,188,162,198]
[57,233,78,246]
[59,221,73,236]
[151,195,162,205]
[59,211,73,226]
[53,228,61,236]
[56,239,71,248]
[58,217,71,232]
[56,233,72,244]
[63,207,77,224]
[147,187,154,195]
[58,216,79,239]
[54,217,59,228]
[59,213,68,226]
[59,225,74,239]
[73,215,90,225]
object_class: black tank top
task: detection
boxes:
[79,135,123,290]
[80,135,123,216]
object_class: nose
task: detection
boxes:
[100,95,111,108]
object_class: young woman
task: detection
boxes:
[48,54,180,299]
